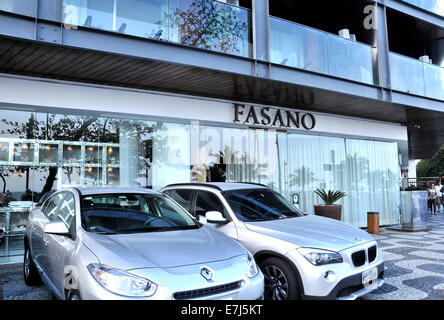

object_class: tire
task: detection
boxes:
[66,289,81,300]
[259,257,300,300]
[23,245,42,286]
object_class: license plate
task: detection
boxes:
[362,267,378,285]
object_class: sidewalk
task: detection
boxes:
[1,213,444,300]
[363,213,444,300]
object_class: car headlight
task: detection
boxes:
[297,248,343,266]
[87,264,157,297]
[246,252,259,278]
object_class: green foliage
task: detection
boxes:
[314,189,347,205]
[416,145,444,177]
[157,0,248,54]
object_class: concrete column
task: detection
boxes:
[375,4,391,89]
[119,121,138,187]
[252,0,270,78]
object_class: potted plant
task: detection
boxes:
[314,189,347,221]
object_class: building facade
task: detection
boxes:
[0,0,443,262]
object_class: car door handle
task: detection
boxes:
[43,237,49,246]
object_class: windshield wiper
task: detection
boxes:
[91,230,117,235]
[116,226,198,234]
[248,217,273,222]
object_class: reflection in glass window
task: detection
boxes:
[85,146,101,164]
[43,193,65,221]
[84,167,101,186]
[106,146,119,165]
[62,167,81,186]
[57,193,75,229]
[39,144,58,163]
[106,167,120,185]
[63,145,81,163]
[0,141,9,162]
[152,122,191,189]
[14,143,34,162]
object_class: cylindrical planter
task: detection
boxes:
[314,205,342,221]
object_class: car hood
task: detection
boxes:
[244,215,375,252]
[82,226,246,270]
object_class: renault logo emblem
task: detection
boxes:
[200,266,215,282]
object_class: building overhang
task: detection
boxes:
[0,32,443,159]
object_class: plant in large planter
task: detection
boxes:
[314,189,347,221]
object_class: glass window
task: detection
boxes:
[0,141,9,161]
[81,193,198,234]
[63,144,81,163]
[56,193,75,230]
[195,191,226,218]
[39,144,58,163]
[43,193,65,221]
[151,122,191,189]
[164,189,194,212]
[223,189,304,222]
[14,143,35,162]
[287,134,346,215]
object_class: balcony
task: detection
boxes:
[390,52,444,101]
[61,0,252,59]
[270,16,377,86]
[402,0,444,17]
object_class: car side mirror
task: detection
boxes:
[44,221,70,236]
[205,211,228,225]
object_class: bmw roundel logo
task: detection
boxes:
[200,266,215,282]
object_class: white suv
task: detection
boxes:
[162,183,384,300]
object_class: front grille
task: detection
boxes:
[351,250,366,267]
[368,245,377,263]
[173,281,242,300]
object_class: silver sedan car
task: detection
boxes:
[24,187,264,300]
[162,183,385,300]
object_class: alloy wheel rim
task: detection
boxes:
[263,265,289,300]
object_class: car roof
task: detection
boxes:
[163,182,269,192]
[70,187,162,196]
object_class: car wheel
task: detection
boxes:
[66,289,81,300]
[260,257,300,300]
[23,245,42,286]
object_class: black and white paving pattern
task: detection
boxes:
[363,214,444,300]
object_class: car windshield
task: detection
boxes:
[81,193,199,234]
[223,189,304,222]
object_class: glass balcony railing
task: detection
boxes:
[270,17,377,85]
[62,0,252,58]
[402,0,444,17]
[0,0,36,17]
[390,52,444,101]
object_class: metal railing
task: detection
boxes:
[390,52,444,101]
[269,15,377,86]
[407,177,443,189]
